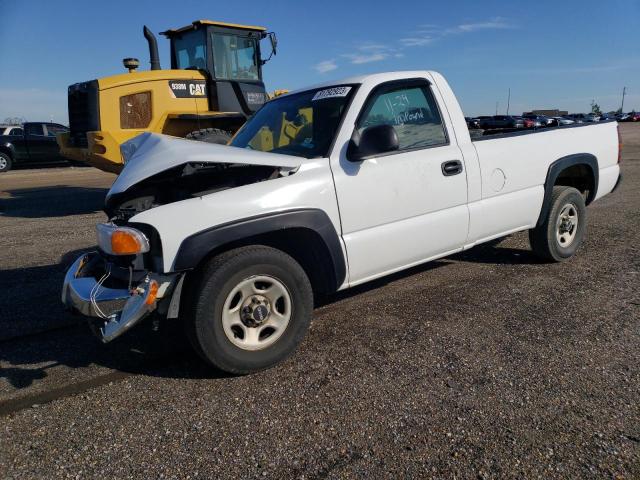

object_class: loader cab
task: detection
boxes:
[162,20,277,116]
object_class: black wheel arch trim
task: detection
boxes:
[537,153,598,227]
[0,142,16,159]
[173,208,347,291]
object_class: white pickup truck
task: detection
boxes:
[62,71,622,373]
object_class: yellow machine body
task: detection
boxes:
[58,20,280,173]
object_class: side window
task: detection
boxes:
[11,128,23,136]
[357,83,447,151]
[46,124,68,136]
[25,123,44,136]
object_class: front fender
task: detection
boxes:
[173,208,346,288]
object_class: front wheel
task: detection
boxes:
[0,152,12,172]
[529,186,587,262]
[187,246,313,374]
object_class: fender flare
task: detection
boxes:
[173,208,347,290]
[0,141,16,160]
[537,153,598,226]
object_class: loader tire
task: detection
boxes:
[185,128,233,145]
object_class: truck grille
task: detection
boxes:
[68,80,99,147]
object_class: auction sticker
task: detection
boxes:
[312,86,351,101]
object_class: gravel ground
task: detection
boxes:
[0,125,638,478]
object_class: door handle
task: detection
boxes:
[441,160,463,176]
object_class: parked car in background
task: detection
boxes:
[0,125,24,136]
[599,113,617,122]
[519,117,535,128]
[0,122,69,172]
[465,117,481,129]
[553,116,575,126]
[569,113,599,123]
[523,115,547,128]
[480,115,524,130]
[624,112,640,122]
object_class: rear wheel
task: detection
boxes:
[0,153,12,172]
[187,245,313,374]
[529,186,586,262]
[186,128,233,145]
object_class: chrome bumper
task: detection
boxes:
[61,253,161,342]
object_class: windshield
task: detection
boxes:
[173,30,207,70]
[212,34,259,81]
[230,85,357,159]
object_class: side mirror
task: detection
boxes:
[347,124,399,161]
[261,32,278,65]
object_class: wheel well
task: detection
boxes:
[195,228,340,298]
[554,163,596,204]
[0,146,13,160]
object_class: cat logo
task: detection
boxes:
[168,80,207,98]
[189,83,206,96]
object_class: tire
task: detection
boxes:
[185,128,232,145]
[529,186,587,262]
[0,152,12,172]
[187,245,313,374]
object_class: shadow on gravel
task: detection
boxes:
[0,248,96,342]
[0,185,107,218]
[0,238,542,404]
[451,244,545,266]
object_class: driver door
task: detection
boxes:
[331,79,469,285]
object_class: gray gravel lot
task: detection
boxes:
[0,125,638,478]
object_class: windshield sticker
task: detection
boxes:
[312,86,351,101]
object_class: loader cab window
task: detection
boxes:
[173,30,207,70]
[211,34,259,81]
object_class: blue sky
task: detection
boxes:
[0,0,638,122]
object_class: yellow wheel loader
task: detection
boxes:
[57,20,279,173]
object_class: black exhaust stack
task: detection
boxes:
[143,26,161,70]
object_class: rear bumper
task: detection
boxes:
[61,252,176,342]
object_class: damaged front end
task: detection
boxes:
[62,133,303,343]
[105,132,301,220]
[61,250,183,342]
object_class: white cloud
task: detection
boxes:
[311,17,516,71]
[0,88,68,124]
[401,17,516,48]
[342,52,389,64]
[313,59,338,74]
[446,17,515,34]
[399,36,435,47]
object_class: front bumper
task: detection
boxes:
[61,252,169,342]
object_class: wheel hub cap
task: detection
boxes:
[556,203,579,246]
[240,295,271,327]
[221,275,292,351]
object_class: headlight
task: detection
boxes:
[97,223,150,255]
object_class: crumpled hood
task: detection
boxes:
[107,133,302,199]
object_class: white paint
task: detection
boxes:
[114,71,620,291]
